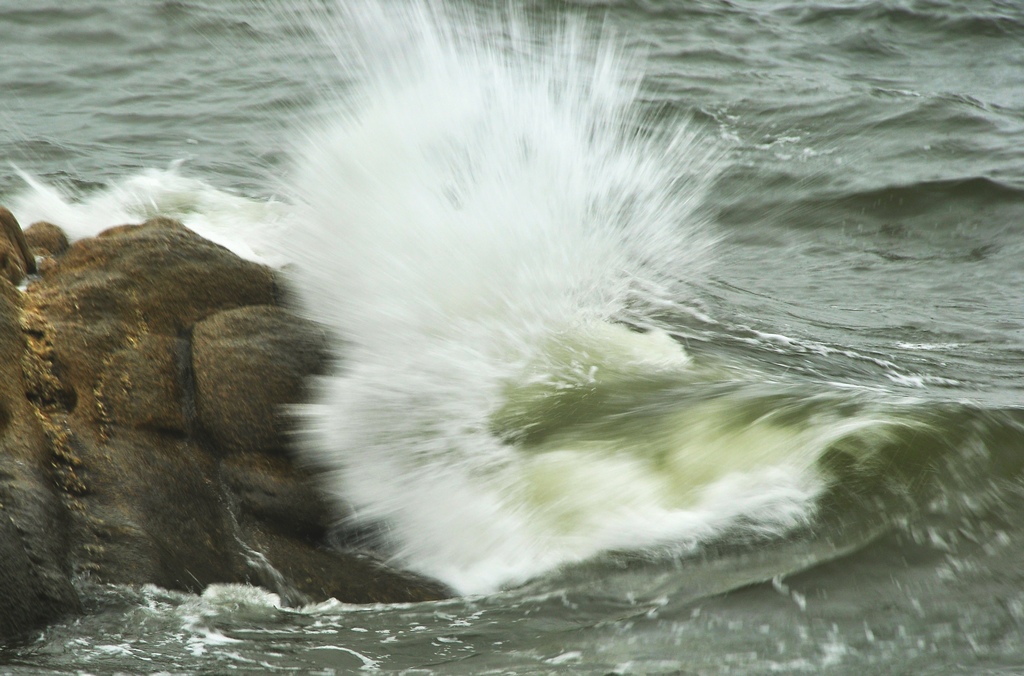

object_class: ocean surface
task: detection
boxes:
[2,0,1024,673]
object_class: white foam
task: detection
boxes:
[275,0,843,594]
[9,164,293,266]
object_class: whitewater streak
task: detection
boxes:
[282,1,823,593]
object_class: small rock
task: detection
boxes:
[24,222,69,258]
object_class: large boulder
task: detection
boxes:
[0,215,448,643]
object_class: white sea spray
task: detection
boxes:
[279,1,830,593]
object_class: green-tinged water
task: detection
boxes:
[2,1,1024,673]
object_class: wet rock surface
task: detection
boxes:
[0,214,449,643]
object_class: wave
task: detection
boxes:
[715,173,1024,233]
[273,1,937,594]
[789,2,1024,39]
[833,175,1024,215]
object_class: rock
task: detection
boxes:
[192,305,330,454]
[0,237,26,286]
[26,216,278,429]
[0,213,448,643]
[19,217,280,597]
[220,451,332,543]
[236,514,450,605]
[0,207,36,276]
[0,279,79,641]
[221,452,450,604]
[59,432,244,591]
[24,222,69,258]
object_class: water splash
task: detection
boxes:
[275,1,842,594]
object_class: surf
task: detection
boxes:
[274,1,915,594]
[8,164,294,265]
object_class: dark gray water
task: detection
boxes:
[2,1,1024,673]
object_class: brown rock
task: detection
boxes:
[0,279,79,641]
[18,217,271,596]
[4,213,448,642]
[69,431,248,591]
[24,222,69,258]
[26,217,278,429]
[237,513,451,605]
[220,452,448,604]
[192,305,329,454]
[0,206,35,276]
[0,237,26,286]
[221,451,332,542]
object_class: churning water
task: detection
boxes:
[3,0,1024,673]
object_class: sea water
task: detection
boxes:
[2,1,1024,673]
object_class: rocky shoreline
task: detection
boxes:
[0,209,449,643]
